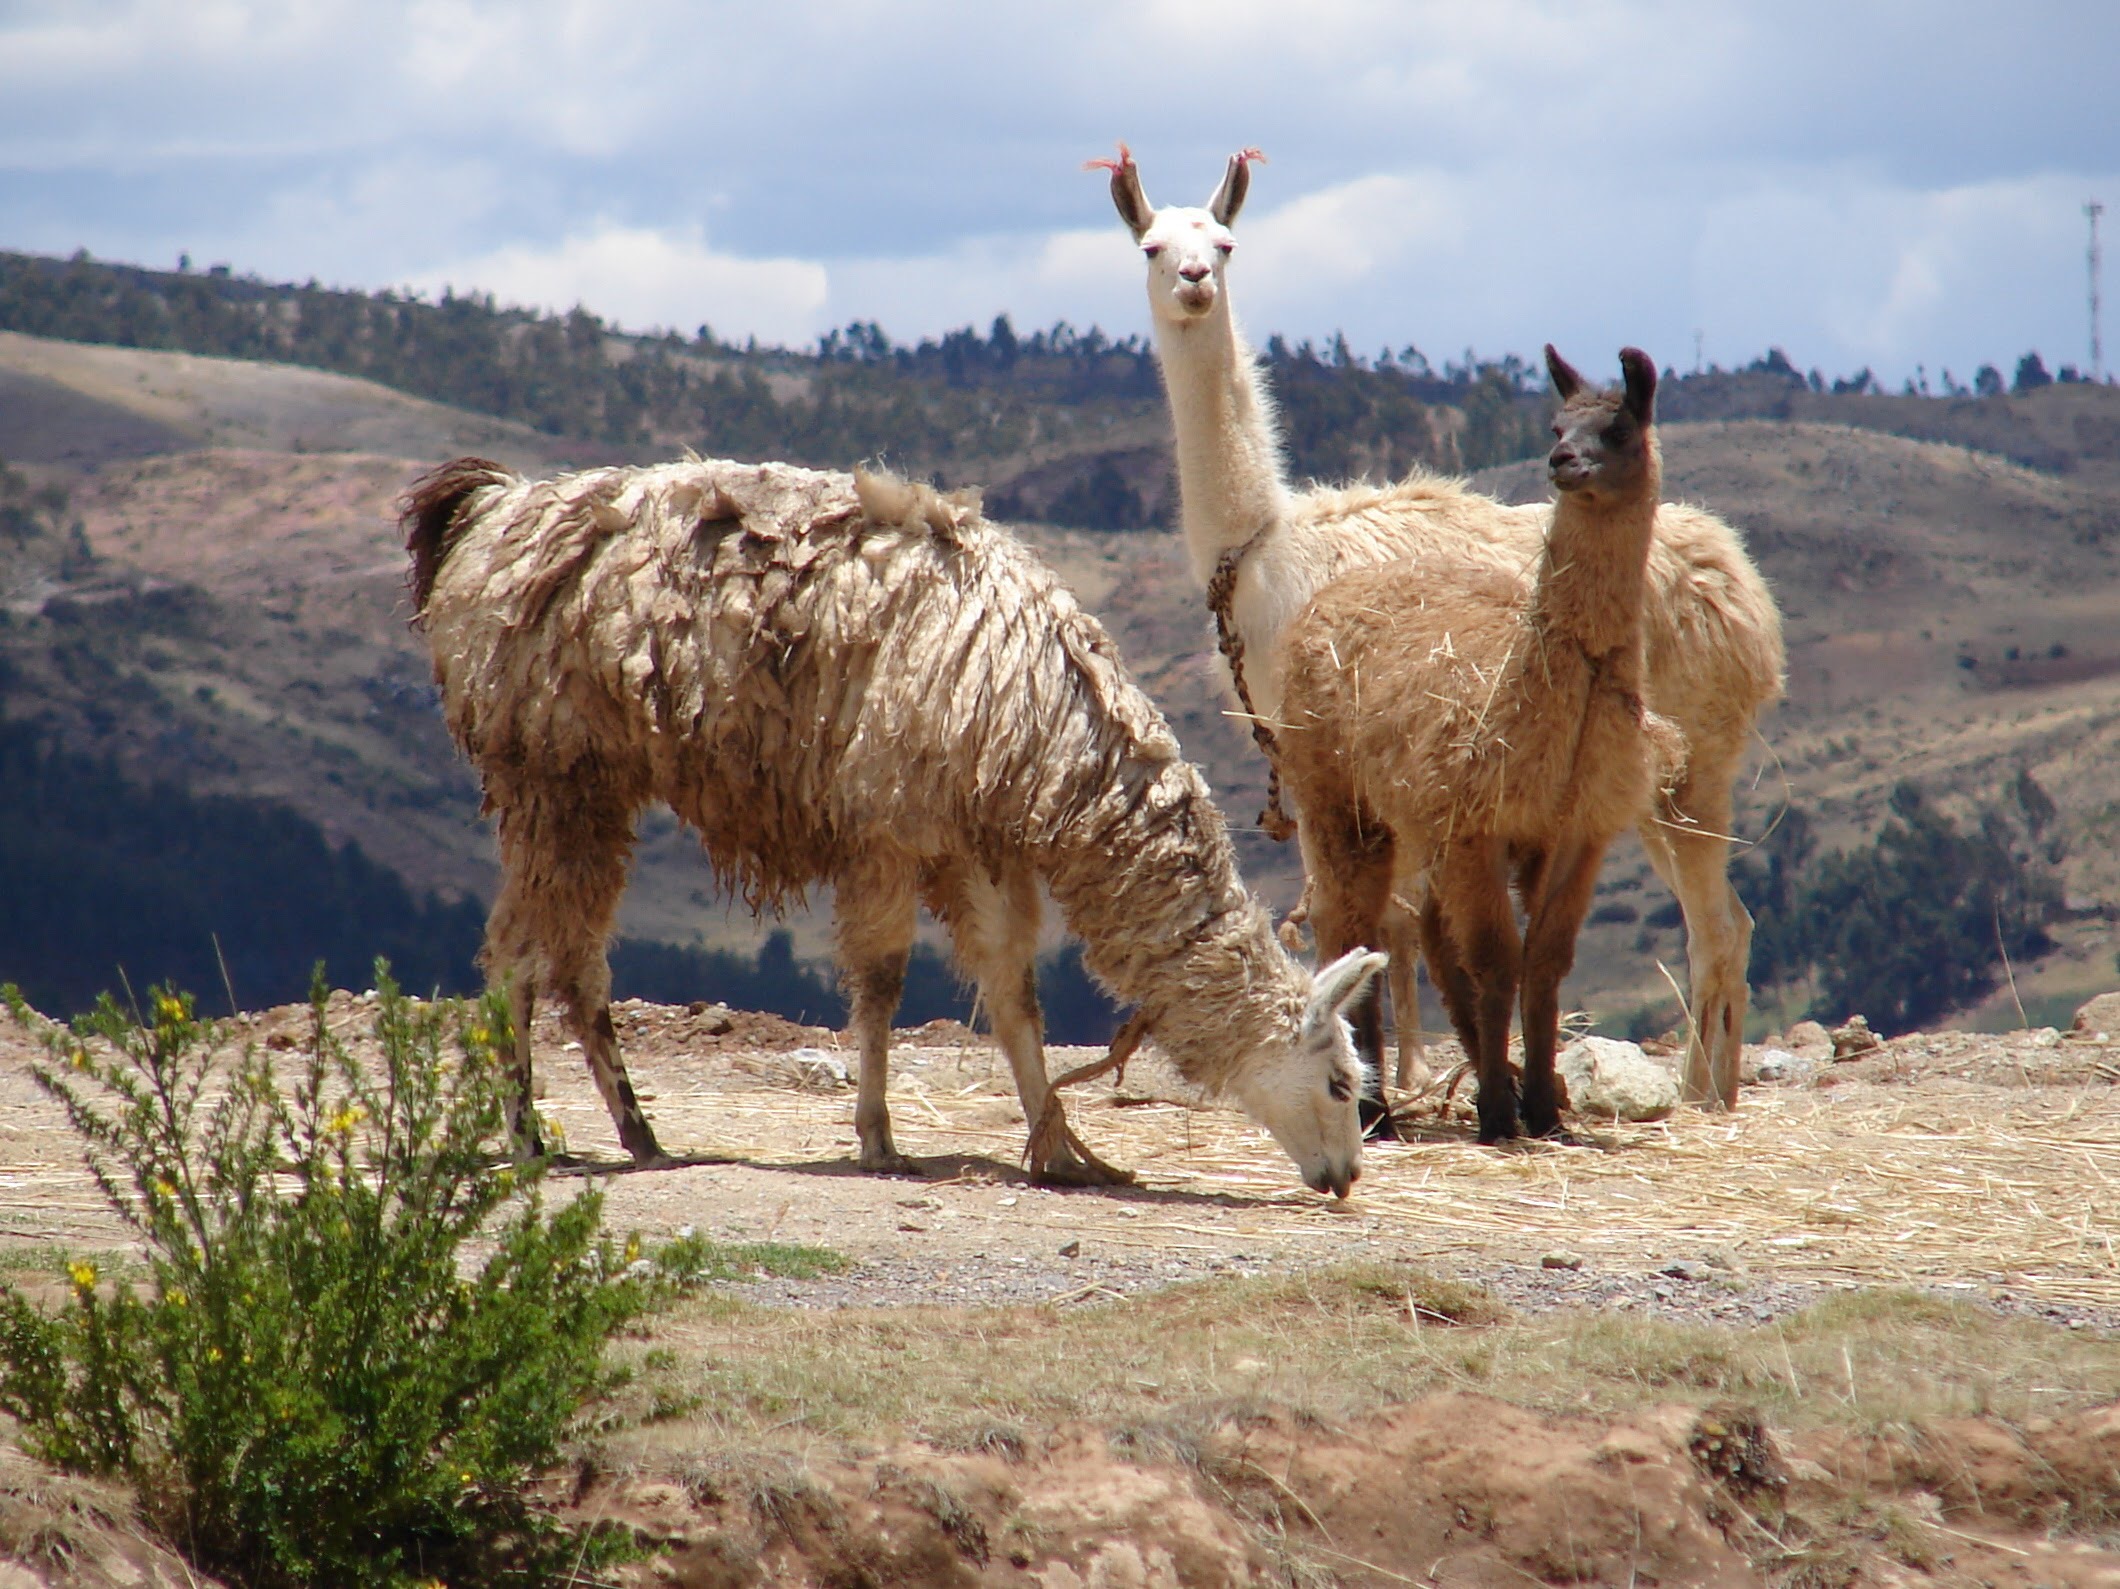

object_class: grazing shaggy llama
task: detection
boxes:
[404,455,1385,1195]
[1097,144,1784,1113]
[1278,347,1683,1143]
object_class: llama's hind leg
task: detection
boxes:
[1640,774,1753,1110]
[487,790,663,1165]
[1383,895,1431,1091]
[1518,840,1607,1139]
[836,863,920,1176]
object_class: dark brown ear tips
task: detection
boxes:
[1545,344,1584,401]
[1092,143,1153,239]
[1208,148,1261,227]
[1618,347,1656,419]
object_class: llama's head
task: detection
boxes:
[1545,345,1660,505]
[1230,947,1385,1198]
[1090,143,1261,328]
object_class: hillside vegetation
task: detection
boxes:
[2,247,2119,1035]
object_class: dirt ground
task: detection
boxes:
[2,993,2118,1586]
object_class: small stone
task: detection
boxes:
[789,1047,849,1087]
[1559,1036,1680,1122]
[1754,1048,1818,1086]
[2070,991,2120,1040]
[1829,1015,1881,1060]
[1661,1260,1713,1283]
[1059,1240,1081,1258]
[1784,1020,1833,1058]
[1541,1251,1584,1271]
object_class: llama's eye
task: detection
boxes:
[1214,240,1235,254]
[1327,1075,1353,1103]
[1143,243,1164,258]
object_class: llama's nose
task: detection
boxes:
[1309,1160,1358,1198]
[1179,262,1210,283]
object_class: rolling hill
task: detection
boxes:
[4,325,2118,1035]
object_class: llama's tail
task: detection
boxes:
[402,456,515,621]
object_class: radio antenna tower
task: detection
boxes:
[2091,200,2105,382]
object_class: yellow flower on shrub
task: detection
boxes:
[66,1260,96,1293]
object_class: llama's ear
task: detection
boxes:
[1208,147,1264,227]
[1545,343,1584,402]
[1618,347,1657,421]
[1303,948,1387,1037]
[1088,143,1154,240]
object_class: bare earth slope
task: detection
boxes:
[2,993,2116,1587]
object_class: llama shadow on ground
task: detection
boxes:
[752,1150,1329,1212]
[542,1149,745,1179]
[1376,1112,1624,1153]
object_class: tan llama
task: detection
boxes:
[1276,347,1683,1143]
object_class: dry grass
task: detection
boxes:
[601,1269,2120,1474]
[549,1039,2120,1308]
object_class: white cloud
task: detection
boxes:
[1693,171,2103,380]
[412,222,829,343]
[2,1,2115,382]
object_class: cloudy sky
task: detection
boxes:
[3,1,2115,386]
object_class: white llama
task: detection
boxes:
[1094,144,1784,1114]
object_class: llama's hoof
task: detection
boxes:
[629,1149,682,1171]
[1358,1097,1404,1142]
[1475,1116,1521,1146]
[1034,1151,1136,1189]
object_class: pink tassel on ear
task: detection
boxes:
[1083,141,1134,175]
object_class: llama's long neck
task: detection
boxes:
[1528,441,1663,681]
[1152,304,1293,585]
[1036,752,1303,1094]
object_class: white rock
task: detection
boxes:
[1560,1036,1680,1122]
[1753,1048,1818,1086]
[790,1047,850,1087]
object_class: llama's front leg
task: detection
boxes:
[931,863,1128,1186]
[837,870,919,1176]
[1518,841,1606,1139]
[1301,814,1398,1139]
[1434,838,1522,1144]
[1640,777,1753,1110]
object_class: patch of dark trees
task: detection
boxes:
[0,715,1121,1040]
[1729,772,2066,1035]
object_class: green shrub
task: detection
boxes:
[0,968,690,1588]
